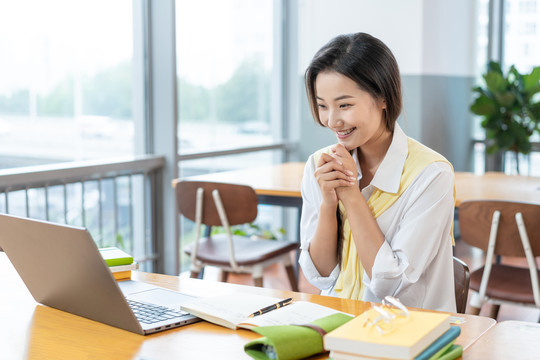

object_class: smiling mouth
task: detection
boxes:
[336,128,356,137]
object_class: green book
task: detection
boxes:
[99,247,133,267]
[435,345,462,360]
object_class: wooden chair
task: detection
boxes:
[453,256,470,314]
[175,180,299,291]
[458,200,540,319]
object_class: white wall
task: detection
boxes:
[296,0,479,171]
[422,1,478,76]
[298,0,477,77]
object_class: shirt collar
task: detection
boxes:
[354,123,408,194]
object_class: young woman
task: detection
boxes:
[299,33,456,312]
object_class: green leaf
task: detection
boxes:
[494,92,515,107]
[484,71,507,93]
[233,229,247,236]
[523,66,540,95]
[470,95,497,115]
[508,66,523,87]
[487,61,503,74]
[486,144,499,154]
[496,129,514,149]
[517,139,532,154]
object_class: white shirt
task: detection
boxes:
[299,124,456,312]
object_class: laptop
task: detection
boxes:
[0,213,200,335]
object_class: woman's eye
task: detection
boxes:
[339,104,351,109]
[317,104,326,110]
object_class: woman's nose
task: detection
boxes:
[327,110,343,128]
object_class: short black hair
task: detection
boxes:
[305,33,402,132]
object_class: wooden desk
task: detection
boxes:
[179,162,304,208]
[182,162,540,206]
[0,253,495,360]
[463,320,540,359]
[454,171,540,206]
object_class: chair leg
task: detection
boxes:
[252,265,264,287]
[467,306,481,315]
[189,264,204,279]
[253,277,264,287]
[487,304,500,320]
[285,264,299,292]
[219,270,230,283]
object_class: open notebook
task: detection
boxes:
[181,293,348,330]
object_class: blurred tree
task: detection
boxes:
[0,89,29,115]
[178,79,211,121]
[37,76,74,117]
[215,57,270,123]
[82,61,132,118]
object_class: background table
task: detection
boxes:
[182,163,540,206]
[454,171,540,205]
[463,320,540,359]
[178,162,304,207]
[0,252,495,360]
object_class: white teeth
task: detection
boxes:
[337,128,354,135]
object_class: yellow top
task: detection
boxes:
[314,138,454,300]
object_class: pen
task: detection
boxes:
[248,297,293,318]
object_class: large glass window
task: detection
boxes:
[503,0,540,175]
[472,0,540,175]
[176,0,276,157]
[0,1,143,263]
[175,1,291,273]
[0,0,134,169]
[504,0,539,73]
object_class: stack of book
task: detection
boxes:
[324,308,462,360]
[99,247,138,281]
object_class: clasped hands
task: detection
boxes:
[315,143,359,206]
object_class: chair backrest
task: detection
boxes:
[458,200,540,257]
[175,181,258,226]
[453,256,470,314]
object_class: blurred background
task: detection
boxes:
[0,0,538,275]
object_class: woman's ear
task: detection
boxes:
[380,98,387,109]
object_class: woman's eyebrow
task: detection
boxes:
[316,95,354,101]
[334,95,354,101]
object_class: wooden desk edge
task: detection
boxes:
[132,271,497,351]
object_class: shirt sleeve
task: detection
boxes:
[364,162,455,301]
[298,155,340,291]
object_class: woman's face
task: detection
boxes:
[315,71,388,151]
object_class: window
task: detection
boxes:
[473,0,540,175]
[504,0,540,73]
[0,1,148,265]
[0,0,134,170]
[175,0,292,272]
[176,0,277,159]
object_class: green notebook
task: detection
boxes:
[245,313,354,360]
[99,247,133,267]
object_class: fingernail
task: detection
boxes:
[349,176,356,181]
[346,170,353,175]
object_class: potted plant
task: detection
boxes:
[470,61,540,174]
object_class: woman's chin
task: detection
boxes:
[337,140,356,151]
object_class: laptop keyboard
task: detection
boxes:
[127,299,188,325]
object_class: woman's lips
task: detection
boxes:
[336,127,356,139]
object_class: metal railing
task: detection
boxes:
[0,155,165,271]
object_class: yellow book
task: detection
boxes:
[109,263,138,281]
[324,309,450,360]
[112,270,132,281]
